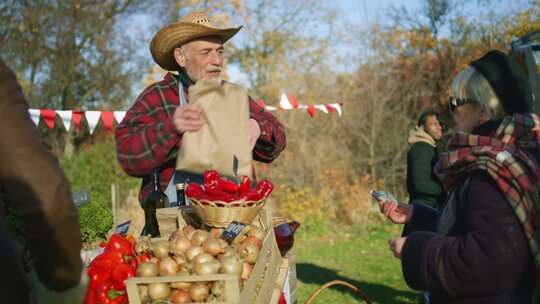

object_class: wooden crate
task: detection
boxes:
[268,258,290,304]
[129,205,281,303]
[126,274,239,304]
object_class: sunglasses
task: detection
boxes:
[448,96,478,113]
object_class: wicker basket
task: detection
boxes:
[187,197,265,227]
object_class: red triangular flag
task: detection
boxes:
[288,94,299,108]
[40,109,56,129]
[278,292,287,304]
[307,106,316,117]
[325,104,336,114]
[101,111,114,131]
[72,111,84,132]
[257,99,266,108]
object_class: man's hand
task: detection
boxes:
[378,200,414,224]
[389,237,407,259]
[249,118,261,150]
[172,105,204,134]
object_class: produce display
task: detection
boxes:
[185,170,274,203]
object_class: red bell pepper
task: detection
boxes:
[136,253,151,264]
[90,249,131,271]
[220,179,240,194]
[257,180,274,199]
[203,170,221,189]
[243,188,263,202]
[111,263,136,290]
[239,176,251,194]
[88,266,111,289]
[104,234,134,257]
[95,281,125,304]
[84,288,96,304]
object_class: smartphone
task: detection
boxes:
[370,190,398,204]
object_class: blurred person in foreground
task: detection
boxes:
[379,50,539,303]
[0,58,84,303]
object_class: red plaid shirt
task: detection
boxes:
[115,73,286,203]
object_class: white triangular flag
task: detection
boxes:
[29,109,40,126]
[328,103,342,116]
[265,106,277,111]
[85,111,101,135]
[56,110,72,131]
[315,104,328,114]
[279,93,293,110]
[113,111,126,124]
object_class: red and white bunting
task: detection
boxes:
[26,95,342,133]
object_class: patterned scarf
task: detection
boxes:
[435,113,540,300]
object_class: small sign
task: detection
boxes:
[222,221,247,243]
[115,220,132,236]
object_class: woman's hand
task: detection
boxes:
[389,237,407,259]
[378,200,413,224]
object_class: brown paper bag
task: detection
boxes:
[175,80,252,178]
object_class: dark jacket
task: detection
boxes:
[401,121,537,303]
[406,132,444,208]
[0,59,83,302]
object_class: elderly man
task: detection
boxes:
[115,12,286,234]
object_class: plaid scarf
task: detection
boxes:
[435,113,540,299]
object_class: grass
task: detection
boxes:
[292,217,421,304]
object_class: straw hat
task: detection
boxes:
[150,12,242,71]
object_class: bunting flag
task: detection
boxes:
[26,93,343,133]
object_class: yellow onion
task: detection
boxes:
[190,230,209,246]
[170,289,191,303]
[148,282,171,300]
[182,225,196,239]
[193,252,215,266]
[158,257,179,276]
[171,281,192,290]
[241,262,253,280]
[171,236,192,256]
[186,246,204,262]
[211,281,225,297]
[151,240,170,258]
[137,262,159,277]
[189,283,210,302]
[210,228,224,238]
[138,285,151,304]
[219,256,242,275]
[245,225,265,241]
[168,229,183,242]
[219,247,237,260]
[172,254,188,270]
[202,238,224,255]
[194,261,220,275]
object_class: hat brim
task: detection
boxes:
[150,21,242,71]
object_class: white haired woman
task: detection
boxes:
[379,50,540,303]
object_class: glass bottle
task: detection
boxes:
[141,171,168,237]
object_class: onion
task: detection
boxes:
[241,262,254,280]
[168,229,183,242]
[170,289,191,303]
[238,242,261,264]
[135,236,151,254]
[189,283,210,302]
[217,238,229,249]
[191,230,209,246]
[220,256,242,275]
[210,228,224,238]
[138,285,151,304]
[148,282,171,300]
[194,261,220,275]
[171,236,192,256]
[202,238,224,255]
[137,262,159,277]
[232,233,247,245]
[172,255,188,270]
[151,240,170,258]
[211,281,224,297]
[246,225,265,241]
[193,252,215,266]
[186,246,204,261]
[182,225,196,240]
[219,247,237,260]
[241,236,263,250]
[158,257,179,276]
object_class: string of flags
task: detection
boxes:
[28,93,343,135]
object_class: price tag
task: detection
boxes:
[115,220,131,236]
[221,221,247,243]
